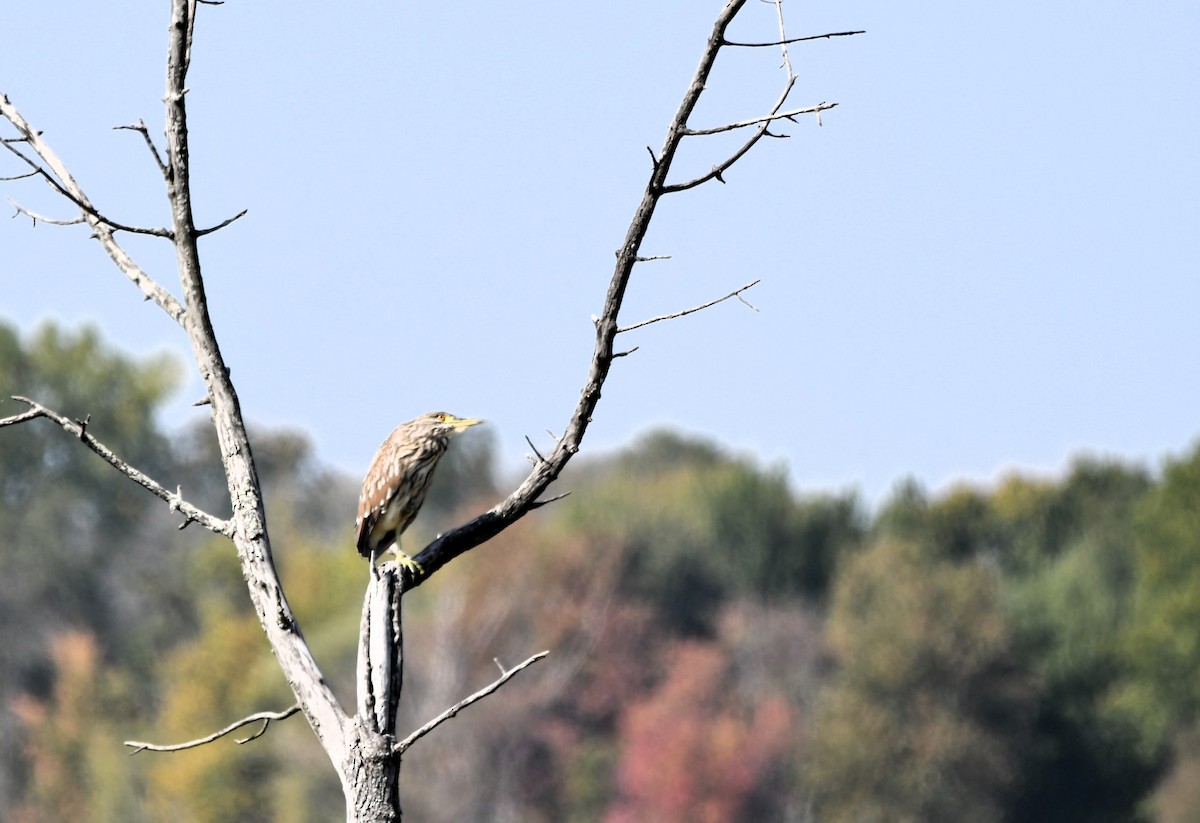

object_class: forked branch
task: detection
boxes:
[0,94,186,324]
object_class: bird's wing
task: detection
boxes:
[353,488,383,555]
[354,428,423,555]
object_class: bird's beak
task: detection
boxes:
[448,415,485,430]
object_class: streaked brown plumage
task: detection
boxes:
[355,411,484,568]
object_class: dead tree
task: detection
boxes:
[0,0,858,819]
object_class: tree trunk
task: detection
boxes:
[344,718,401,822]
[348,564,405,820]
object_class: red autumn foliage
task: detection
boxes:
[604,641,794,823]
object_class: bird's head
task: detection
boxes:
[421,411,485,437]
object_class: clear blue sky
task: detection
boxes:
[2,1,1198,506]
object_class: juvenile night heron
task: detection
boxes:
[355,411,484,571]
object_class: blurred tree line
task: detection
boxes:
[4,319,1200,821]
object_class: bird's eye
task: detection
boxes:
[435,412,446,422]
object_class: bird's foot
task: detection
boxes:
[392,550,424,576]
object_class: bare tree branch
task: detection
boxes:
[661,73,796,193]
[0,94,187,324]
[617,279,761,334]
[124,704,301,754]
[406,0,807,588]
[659,4,847,194]
[661,77,835,193]
[394,651,549,755]
[0,404,41,427]
[1,396,233,536]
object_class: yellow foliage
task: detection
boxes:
[138,533,368,823]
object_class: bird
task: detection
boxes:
[355,411,484,572]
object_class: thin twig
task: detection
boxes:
[524,434,546,464]
[394,651,549,754]
[195,208,247,237]
[617,279,761,334]
[0,169,38,182]
[771,0,794,79]
[124,704,301,754]
[529,491,571,510]
[2,396,233,536]
[681,102,834,137]
[5,198,84,226]
[723,29,865,47]
[114,119,168,176]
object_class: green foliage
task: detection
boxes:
[808,539,1036,823]
[1114,443,1200,760]
[869,460,1156,822]
[0,322,190,808]
[991,458,1151,574]
[556,429,863,633]
[877,460,1151,573]
[0,321,179,594]
[1004,530,1157,822]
